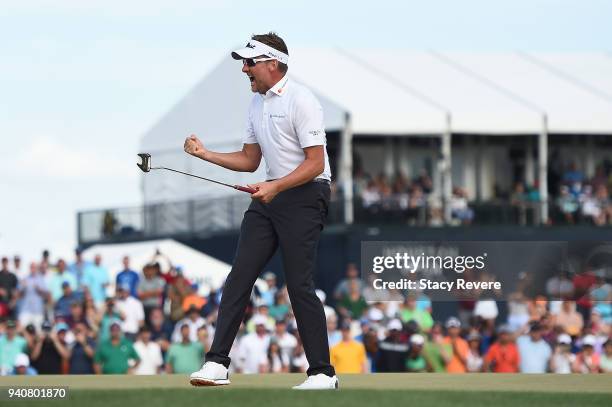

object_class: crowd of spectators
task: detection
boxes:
[328,161,612,227]
[1,252,611,376]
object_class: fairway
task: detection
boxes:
[1,374,611,407]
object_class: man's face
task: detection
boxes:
[242,57,275,94]
[255,323,267,336]
[181,326,190,341]
[122,257,130,269]
[1,258,8,270]
[94,255,102,266]
[110,325,121,339]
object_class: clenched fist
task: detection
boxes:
[184,134,208,159]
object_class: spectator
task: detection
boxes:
[98,298,122,344]
[68,249,90,293]
[83,254,109,308]
[406,334,429,372]
[553,300,584,337]
[549,333,574,374]
[557,185,579,224]
[166,267,191,322]
[326,315,341,347]
[68,322,96,374]
[54,282,80,320]
[65,301,89,330]
[236,315,271,374]
[30,321,70,375]
[9,353,37,375]
[423,322,451,373]
[197,326,211,353]
[450,187,474,225]
[545,271,574,301]
[315,289,336,321]
[0,257,19,317]
[261,340,289,373]
[48,259,78,302]
[333,263,362,301]
[516,322,551,373]
[465,332,483,372]
[600,339,612,373]
[269,290,290,321]
[573,335,601,373]
[165,323,204,374]
[337,280,369,320]
[0,320,27,375]
[573,268,597,323]
[442,317,469,373]
[259,272,278,307]
[290,337,308,373]
[134,326,163,375]
[399,294,434,333]
[483,325,520,373]
[171,305,206,343]
[116,256,140,298]
[17,262,48,330]
[149,307,172,353]
[246,302,275,333]
[271,319,297,365]
[138,264,165,323]
[375,319,408,372]
[115,285,145,341]
[94,322,140,374]
[13,256,25,280]
[330,321,367,373]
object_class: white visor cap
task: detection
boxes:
[231,40,289,64]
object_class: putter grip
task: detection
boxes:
[236,185,258,194]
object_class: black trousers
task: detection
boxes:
[205,181,335,377]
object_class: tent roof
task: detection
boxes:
[141,50,612,151]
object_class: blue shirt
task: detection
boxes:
[83,265,109,303]
[18,274,47,315]
[517,335,552,373]
[116,269,140,297]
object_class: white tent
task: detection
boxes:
[83,238,232,295]
[139,49,612,224]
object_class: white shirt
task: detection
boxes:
[171,316,207,343]
[243,76,331,181]
[237,332,270,374]
[133,340,163,375]
[116,296,145,334]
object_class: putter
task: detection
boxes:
[137,153,258,194]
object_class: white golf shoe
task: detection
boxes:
[189,361,230,386]
[292,374,339,390]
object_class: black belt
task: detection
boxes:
[266,178,330,186]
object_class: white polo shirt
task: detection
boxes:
[243,75,331,182]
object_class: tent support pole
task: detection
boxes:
[340,113,354,224]
[442,113,453,224]
[538,114,549,225]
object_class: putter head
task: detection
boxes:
[137,153,151,173]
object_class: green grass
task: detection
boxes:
[2,374,611,407]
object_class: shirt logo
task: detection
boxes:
[309,130,323,136]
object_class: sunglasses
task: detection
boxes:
[243,57,275,67]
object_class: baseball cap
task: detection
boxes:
[61,281,70,288]
[367,308,384,322]
[41,321,52,331]
[387,319,403,331]
[445,317,461,329]
[14,353,30,368]
[231,39,289,64]
[467,332,481,342]
[582,334,597,347]
[315,289,326,304]
[498,324,513,334]
[251,314,268,327]
[262,271,276,281]
[410,334,425,346]
[55,322,69,333]
[557,333,572,345]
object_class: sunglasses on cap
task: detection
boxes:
[243,57,276,67]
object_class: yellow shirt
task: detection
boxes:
[330,340,366,373]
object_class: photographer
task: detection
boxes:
[30,321,70,374]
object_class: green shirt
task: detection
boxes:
[94,338,139,374]
[339,295,369,318]
[406,354,427,372]
[399,308,434,332]
[166,342,204,374]
[423,341,452,373]
[0,335,27,372]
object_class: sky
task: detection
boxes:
[1,0,611,265]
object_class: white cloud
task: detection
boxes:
[5,136,137,179]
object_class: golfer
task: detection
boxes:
[185,32,338,390]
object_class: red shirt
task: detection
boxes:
[484,342,520,373]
